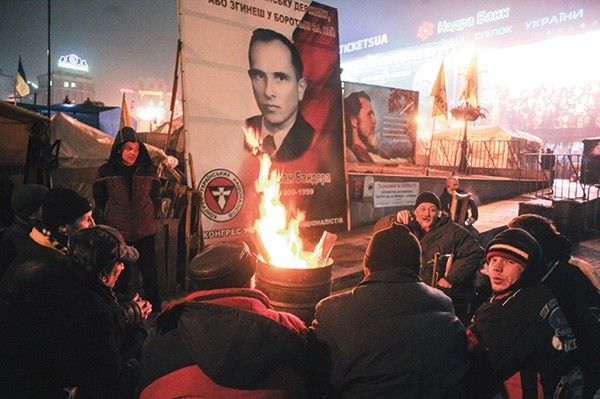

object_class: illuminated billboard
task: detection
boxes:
[329,0,600,151]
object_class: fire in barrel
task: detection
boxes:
[245,127,337,325]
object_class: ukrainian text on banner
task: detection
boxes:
[179,0,347,247]
[343,81,419,173]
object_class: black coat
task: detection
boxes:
[309,267,469,398]
[0,239,138,399]
[466,284,583,399]
[408,216,484,290]
[542,259,600,398]
[245,113,315,162]
[0,216,35,278]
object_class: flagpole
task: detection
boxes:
[426,119,436,176]
[459,119,468,174]
[165,39,182,152]
[47,0,52,117]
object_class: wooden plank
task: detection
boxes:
[154,220,167,298]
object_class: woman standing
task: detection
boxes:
[93,127,161,310]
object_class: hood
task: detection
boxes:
[108,127,152,168]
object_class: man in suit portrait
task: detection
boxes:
[245,28,315,162]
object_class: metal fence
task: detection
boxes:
[429,139,599,200]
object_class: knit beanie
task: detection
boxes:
[11,184,49,218]
[188,241,258,290]
[486,228,543,291]
[42,188,92,230]
[415,191,441,210]
[364,223,422,273]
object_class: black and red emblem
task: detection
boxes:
[199,169,244,222]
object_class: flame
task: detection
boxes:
[243,125,336,269]
[254,151,311,268]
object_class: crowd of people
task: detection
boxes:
[1,163,599,398]
[491,82,600,132]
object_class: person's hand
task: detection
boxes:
[437,277,453,289]
[396,210,413,225]
[132,293,153,319]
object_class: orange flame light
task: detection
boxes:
[243,126,336,269]
[255,151,310,268]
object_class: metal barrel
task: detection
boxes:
[254,258,333,326]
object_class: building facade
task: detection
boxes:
[36,53,95,105]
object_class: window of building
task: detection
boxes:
[70,82,76,88]
[63,81,69,87]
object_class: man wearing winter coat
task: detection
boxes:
[376,191,485,322]
[136,241,310,399]
[308,223,469,398]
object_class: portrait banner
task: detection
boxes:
[179,0,347,248]
[343,81,419,173]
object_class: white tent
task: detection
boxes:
[50,112,176,201]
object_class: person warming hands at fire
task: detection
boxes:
[136,241,311,398]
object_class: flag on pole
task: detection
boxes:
[458,55,478,107]
[16,56,30,97]
[430,61,448,125]
[119,93,132,130]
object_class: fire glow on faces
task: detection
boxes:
[414,202,439,232]
[121,141,140,166]
[64,210,95,236]
[103,261,125,288]
[487,255,525,293]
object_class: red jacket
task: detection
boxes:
[136,288,309,399]
[93,128,160,242]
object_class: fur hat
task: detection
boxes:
[68,225,139,276]
[188,241,257,290]
[486,228,542,291]
[415,191,441,210]
[11,184,48,218]
[42,188,92,230]
[364,223,422,273]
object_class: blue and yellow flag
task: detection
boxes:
[16,56,30,97]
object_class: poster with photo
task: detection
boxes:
[343,81,419,173]
[179,0,347,248]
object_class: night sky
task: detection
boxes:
[0,0,178,107]
[3,0,597,108]
[0,0,391,107]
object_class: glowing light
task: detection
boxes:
[57,53,89,72]
[243,125,336,269]
[254,149,310,268]
[135,105,165,123]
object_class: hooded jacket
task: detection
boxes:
[136,288,310,399]
[93,128,160,242]
[465,229,583,399]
